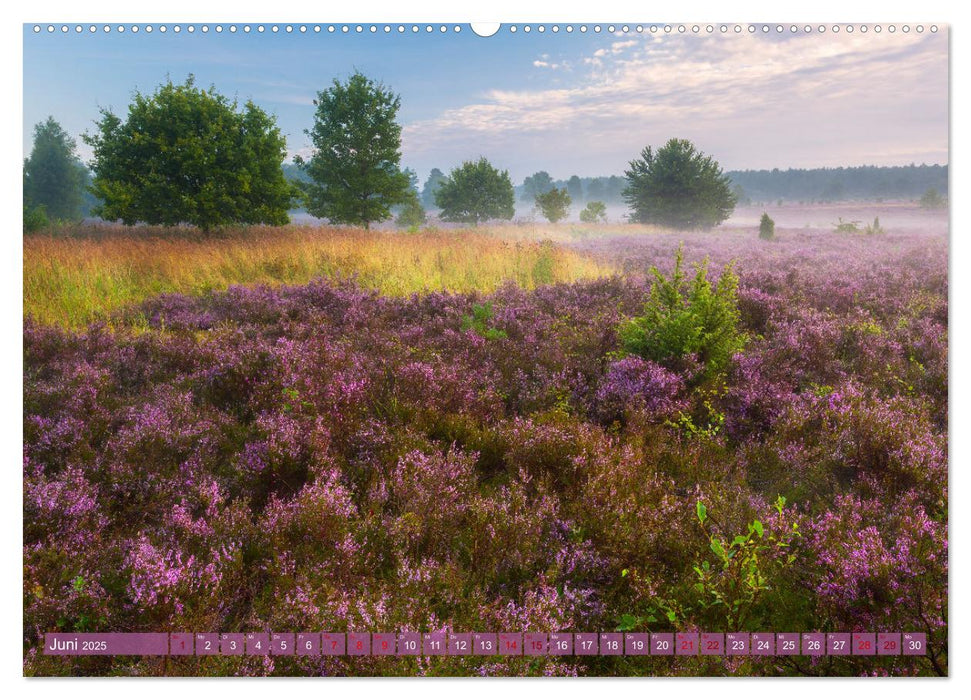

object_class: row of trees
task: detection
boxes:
[24,71,748,231]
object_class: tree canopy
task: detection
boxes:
[23,116,84,221]
[83,76,293,230]
[623,138,736,230]
[522,170,555,201]
[421,168,447,209]
[535,187,571,223]
[297,72,412,228]
[435,158,516,225]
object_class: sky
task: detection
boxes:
[22,23,949,184]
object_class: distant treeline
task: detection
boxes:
[513,165,948,206]
[725,164,948,204]
[85,162,949,217]
[389,163,947,210]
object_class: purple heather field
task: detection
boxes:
[23,218,948,676]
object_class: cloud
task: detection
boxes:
[402,31,948,175]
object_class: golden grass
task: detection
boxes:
[24,224,616,328]
[474,221,674,243]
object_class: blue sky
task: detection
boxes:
[23,24,949,183]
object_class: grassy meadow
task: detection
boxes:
[23,224,616,328]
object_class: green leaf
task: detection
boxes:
[710,538,726,558]
[696,501,707,524]
[617,614,642,632]
[752,520,764,538]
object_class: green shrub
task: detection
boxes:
[618,246,746,379]
[919,188,946,210]
[758,212,775,240]
[864,217,885,235]
[692,497,800,630]
[461,301,507,341]
[23,204,49,234]
[395,197,426,230]
[834,217,861,234]
[579,201,608,223]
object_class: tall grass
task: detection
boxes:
[24,224,614,328]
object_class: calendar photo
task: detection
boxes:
[22,20,948,677]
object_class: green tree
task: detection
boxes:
[420,168,447,209]
[522,170,554,201]
[566,175,583,202]
[23,116,84,221]
[535,187,571,223]
[434,158,515,225]
[395,195,426,229]
[623,138,736,230]
[297,72,411,228]
[586,178,605,203]
[919,188,947,210]
[619,246,745,379]
[83,76,293,230]
[579,201,607,223]
[758,212,775,240]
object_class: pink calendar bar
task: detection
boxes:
[600,633,623,656]
[195,633,219,656]
[245,632,270,655]
[802,632,825,656]
[297,632,321,655]
[726,632,749,655]
[878,632,901,656]
[38,631,928,656]
[398,632,421,656]
[320,632,344,655]
[701,632,724,656]
[676,632,699,656]
[852,633,875,656]
[751,633,774,656]
[423,632,447,656]
[169,633,193,656]
[220,633,244,655]
[347,632,370,656]
[575,632,598,656]
[499,633,522,655]
[43,633,168,656]
[271,633,294,655]
[473,633,497,655]
[903,633,926,656]
[524,633,547,656]
[625,633,649,655]
[372,633,396,656]
[549,632,573,655]
[449,632,472,655]
[827,632,851,656]
[651,632,674,655]
[776,633,799,655]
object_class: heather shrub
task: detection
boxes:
[593,356,687,425]
[805,491,947,670]
[618,246,745,379]
[769,383,946,507]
